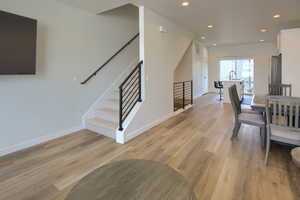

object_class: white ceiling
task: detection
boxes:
[59,0,300,46]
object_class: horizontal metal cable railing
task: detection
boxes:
[119,61,143,131]
[174,80,193,112]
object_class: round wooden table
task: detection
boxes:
[66,159,197,200]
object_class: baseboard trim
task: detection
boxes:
[194,93,205,99]
[201,92,210,96]
[124,112,175,143]
[124,105,193,143]
[0,126,83,157]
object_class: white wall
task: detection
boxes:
[174,44,193,82]
[281,28,300,97]
[124,7,194,138]
[0,1,139,154]
[174,41,209,98]
[208,43,278,95]
[193,41,209,97]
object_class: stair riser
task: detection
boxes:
[86,122,116,139]
[109,93,120,100]
[101,101,119,110]
[95,111,118,123]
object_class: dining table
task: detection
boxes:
[251,94,267,113]
[65,159,197,200]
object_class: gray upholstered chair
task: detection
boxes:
[229,85,265,143]
[265,96,300,165]
[269,84,292,96]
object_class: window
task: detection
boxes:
[220,58,254,95]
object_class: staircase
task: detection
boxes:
[85,90,120,139]
[83,61,143,142]
[81,33,143,142]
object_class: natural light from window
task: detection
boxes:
[220,58,254,95]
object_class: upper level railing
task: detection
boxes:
[174,81,193,112]
[81,33,140,84]
[119,61,143,131]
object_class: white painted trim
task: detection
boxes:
[194,92,209,99]
[174,104,193,115]
[139,6,146,101]
[123,105,193,143]
[116,7,146,144]
[116,102,142,144]
[124,112,175,143]
[194,93,203,99]
[0,126,83,157]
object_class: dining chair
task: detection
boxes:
[229,85,266,143]
[268,84,292,96]
[214,81,223,101]
[265,96,300,165]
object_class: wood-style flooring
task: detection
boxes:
[0,94,297,200]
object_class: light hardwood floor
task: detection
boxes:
[0,94,296,200]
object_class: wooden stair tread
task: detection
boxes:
[96,108,119,114]
[87,118,118,130]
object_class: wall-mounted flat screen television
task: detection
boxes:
[0,10,37,74]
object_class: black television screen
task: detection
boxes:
[0,10,37,74]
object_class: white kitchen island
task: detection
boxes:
[222,80,244,103]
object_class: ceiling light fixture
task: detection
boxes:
[213,43,217,46]
[260,29,267,33]
[181,2,190,7]
[260,39,265,42]
[273,14,281,19]
[208,25,214,29]
[201,36,206,40]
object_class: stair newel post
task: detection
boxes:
[138,62,142,102]
[183,82,185,109]
[191,80,193,105]
[119,86,124,131]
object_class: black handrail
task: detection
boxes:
[174,80,193,112]
[81,33,140,84]
[119,61,143,131]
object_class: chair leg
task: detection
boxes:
[260,127,266,149]
[219,89,222,101]
[231,121,241,140]
[264,126,271,165]
[265,137,271,165]
[236,122,241,137]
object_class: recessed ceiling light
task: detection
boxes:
[260,39,265,42]
[213,43,217,46]
[201,36,206,40]
[273,14,281,19]
[181,2,190,6]
[260,29,267,33]
[208,25,214,29]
